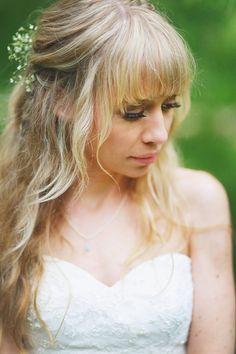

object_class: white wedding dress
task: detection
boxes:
[27,253,193,354]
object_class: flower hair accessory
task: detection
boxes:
[8,24,37,92]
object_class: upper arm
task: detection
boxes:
[185,171,235,354]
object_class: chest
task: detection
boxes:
[51,202,188,287]
[28,254,193,353]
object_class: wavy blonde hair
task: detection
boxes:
[0,0,194,351]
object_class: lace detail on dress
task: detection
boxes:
[27,253,193,354]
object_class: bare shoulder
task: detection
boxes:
[175,167,230,228]
[176,171,236,353]
[175,168,233,283]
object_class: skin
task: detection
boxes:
[1,96,235,353]
[177,169,235,354]
[88,96,175,180]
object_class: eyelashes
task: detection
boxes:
[123,111,146,120]
[122,101,181,121]
[161,102,181,111]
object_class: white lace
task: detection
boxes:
[27,253,193,354]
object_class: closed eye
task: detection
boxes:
[123,110,146,121]
[121,100,181,121]
[161,102,181,112]
[122,104,146,121]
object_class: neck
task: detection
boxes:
[63,171,131,212]
[90,172,130,194]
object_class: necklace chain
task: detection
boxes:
[63,194,127,251]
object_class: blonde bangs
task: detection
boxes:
[97,8,193,112]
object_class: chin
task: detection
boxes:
[122,166,150,179]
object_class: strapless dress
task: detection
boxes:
[27,253,193,354]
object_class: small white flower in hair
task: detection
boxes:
[8,24,37,92]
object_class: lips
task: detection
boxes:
[131,153,158,165]
[135,153,157,159]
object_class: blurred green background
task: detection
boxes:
[0,0,235,264]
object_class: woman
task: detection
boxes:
[0,0,235,353]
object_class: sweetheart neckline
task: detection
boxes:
[43,253,191,289]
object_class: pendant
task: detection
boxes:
[84,244,91,252]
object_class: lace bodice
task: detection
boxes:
[27,253,193,354]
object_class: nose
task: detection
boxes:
[141,107,169,145]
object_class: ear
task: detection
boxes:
[52,89,69,119]
[55,107,65,118]
[54,100,68,120]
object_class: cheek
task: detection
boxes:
[165,115,174,132]
[104,122,133,150]
[98,127,124,159]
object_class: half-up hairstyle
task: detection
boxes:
[0,0,194,351]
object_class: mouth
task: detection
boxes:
[131,153,158,165]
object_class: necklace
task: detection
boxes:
[63,194,127,252]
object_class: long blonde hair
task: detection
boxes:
[0,0,194,351]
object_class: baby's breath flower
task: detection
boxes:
[8,24,37,92]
